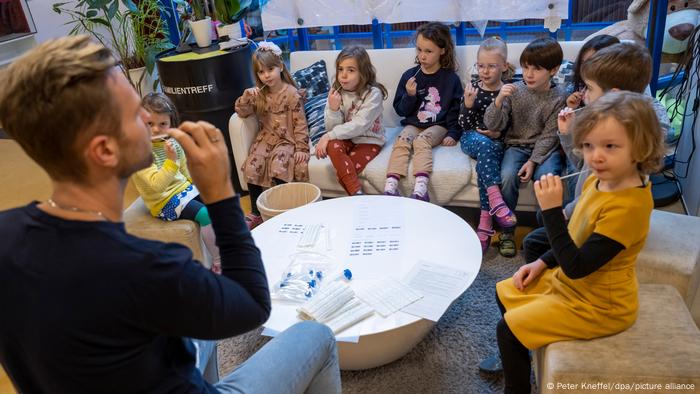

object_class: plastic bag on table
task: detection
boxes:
[270,251,337,303]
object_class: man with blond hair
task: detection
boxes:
[0,36,340,393]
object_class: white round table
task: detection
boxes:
[252,195,481,369]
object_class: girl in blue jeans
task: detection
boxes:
[443,37,517,253]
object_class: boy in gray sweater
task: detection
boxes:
[484,37,567,257]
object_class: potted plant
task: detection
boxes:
[214,0,247,41]
[52,0,173,96]
[177,0,247,47]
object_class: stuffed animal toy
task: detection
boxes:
[586,0,700,63]
[662,0,700,62]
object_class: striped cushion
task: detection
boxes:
[292,60,330,99]
[305,92,328,145]
[291,60,330,146]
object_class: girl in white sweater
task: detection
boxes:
[314,46,387,195]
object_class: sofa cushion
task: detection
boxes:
[305,91,328,145]
[637,209,700,327]
[291,59,330,99]
[123,197,211,268]
[535,284,700,391]
[553,60,575,91]
[291,60,331,146]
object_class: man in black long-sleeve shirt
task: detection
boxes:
[0,35,340,393]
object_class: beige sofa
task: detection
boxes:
[228,41,586,210]
[532,209,700,392]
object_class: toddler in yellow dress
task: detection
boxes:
[494,91,665,393]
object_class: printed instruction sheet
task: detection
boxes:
[401,260,475,321]
[348,202,405,258]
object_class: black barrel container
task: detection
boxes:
[157,42,255,192]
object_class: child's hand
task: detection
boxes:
[405,77,417,96]
[566,91,582,109]
[476,128,501,139]
[512,259,547,291]
[517,160,535,182]
[243,87,261,99]
[165,140,178,161]
[557,107,577,135]
[328,88,342,112]
[495,83,516,108]
[168,121,233,204]
[534,173,564,210]
[314,134,330,159]
[441,136,457,146]
[463,84,478,108]
[294,151,309,164]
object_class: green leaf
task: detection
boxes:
[121,0,137,12]
[52,2,69,14]
[107,0,118,19]
[85,0,109,8]
[86,9,97,18]
[89,17,111,28]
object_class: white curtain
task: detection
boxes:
[261,0,569,31]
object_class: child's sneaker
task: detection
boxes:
[409,191,430,202]
[384,176,401,196]
[245,213,263,230]
[498,232,517,258]
[478,355,503,374]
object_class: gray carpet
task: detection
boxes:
[216,247,525,393]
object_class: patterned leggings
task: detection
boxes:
[460,131,505,211]
[326,140,381,195]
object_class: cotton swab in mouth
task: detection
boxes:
[412,68,421,79]
[561,107,584,115]
[150,135,170,142]
[559,169,590,180]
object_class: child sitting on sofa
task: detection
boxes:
[522,42,672,262]
[560,34,619,200]
[314,46,388,195]
[383,22,463,201]
[442,36,517,253]
[131,93,221,273]
[565,34,620,109]
[483,37,567,258]
[495,91,664,393]
[235,41,310,229]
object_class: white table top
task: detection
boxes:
[252,195,481,339]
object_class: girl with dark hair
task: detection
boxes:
[384,22,463,202]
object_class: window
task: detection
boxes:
[0,0,36,43]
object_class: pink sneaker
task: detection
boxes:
[245,213,263,230]
[489,202,517,228]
